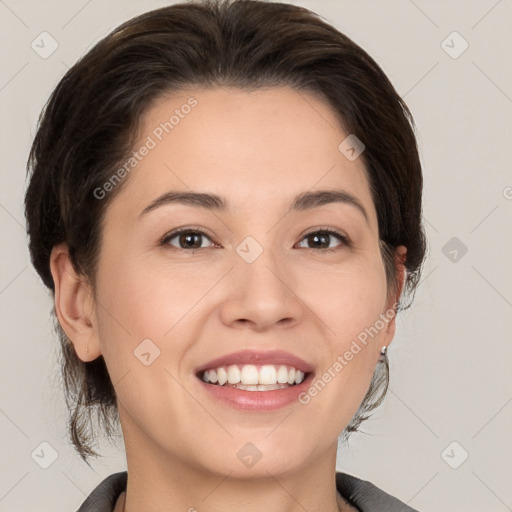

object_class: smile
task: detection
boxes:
[199,364,307,391]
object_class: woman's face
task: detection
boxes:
[82,86,404,477]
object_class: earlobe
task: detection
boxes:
[49,243,101,362]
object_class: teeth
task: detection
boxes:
[227,365,241,384]
[241,364,259,385]
[277,365,288,383]
[217,367,228,385]
[259,365,276,384]
[201,364,306,387]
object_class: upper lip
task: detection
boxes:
[194,349,315,376]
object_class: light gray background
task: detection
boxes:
[1,0,511,511]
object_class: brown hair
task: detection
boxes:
[24,0,427,463]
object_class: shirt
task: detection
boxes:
[76,471,420,512]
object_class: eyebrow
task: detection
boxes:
[139,189,369,223]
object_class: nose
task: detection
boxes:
[219,243,304,332]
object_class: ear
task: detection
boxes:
[381,245,407,348]
[49,243,101,362]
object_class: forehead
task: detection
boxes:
[107,86,376,227]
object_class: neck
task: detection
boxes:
[119,428,353,512]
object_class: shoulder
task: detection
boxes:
[76,471,127,512]
[336,471,421,512]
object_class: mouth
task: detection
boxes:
[195,363,311,392]
[193,349,315,393]
[196,366,315,411]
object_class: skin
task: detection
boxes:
[50,86,406,512]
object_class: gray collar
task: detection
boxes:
[76,471,420,512]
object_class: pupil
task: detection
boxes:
[310,233,328,248]
[181,233,201,248]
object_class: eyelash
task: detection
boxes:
[160,226,350,253]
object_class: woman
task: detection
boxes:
[24,1,426,510]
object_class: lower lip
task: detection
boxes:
[196,373,315,411]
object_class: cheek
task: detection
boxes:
[91,248,166,361]
[303,254,388,337]
[93,249,215,361]
[303,253,389,408]
[299,260,388,424]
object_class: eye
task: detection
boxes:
[161,228,217,250]
[296,228,350,252]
